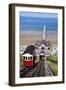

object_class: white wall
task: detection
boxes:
[0,0,66,90]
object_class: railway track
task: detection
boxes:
[20,61,42,77]
[20,59,53,78]
[20,67,32,77]
[44,60,53,76]
[36,61,45,77]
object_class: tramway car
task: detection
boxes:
[23,45,35,67]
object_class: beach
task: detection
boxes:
[20,31,58,48]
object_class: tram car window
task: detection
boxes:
[41,47,45,50]
[23,56,25,60]
[26,57,27,60]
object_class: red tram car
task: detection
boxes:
[23,45,35,67]
[23,53,33,67]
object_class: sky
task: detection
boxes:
[20,12,58,32]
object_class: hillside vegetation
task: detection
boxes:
[47,54,58,76]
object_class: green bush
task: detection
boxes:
[47,54,58,63]
[47,61,58,76]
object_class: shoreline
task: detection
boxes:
[20,31,57,48]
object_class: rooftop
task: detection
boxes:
[35,40,52,47]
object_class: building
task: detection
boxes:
[35,40,52,56]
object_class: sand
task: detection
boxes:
[20,31,58,48]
